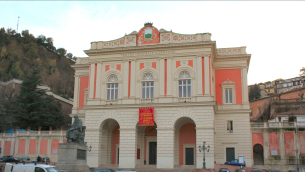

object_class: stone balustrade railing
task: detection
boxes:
[250,122,305,128]
[217,47,247,55]
[0,130,66,137]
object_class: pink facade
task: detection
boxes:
[179,123,196,165]
[252,133,264,148]
[40,140,48,155]
[268,133,279,155]
[4,141,11,155]
[29,140,36,154]
[18,140,26,154]
[51,140,59,155]
[284,132,295,155]
[299,132,305,154]
[112,126,120,164]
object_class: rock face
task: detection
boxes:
[57,142,89,172]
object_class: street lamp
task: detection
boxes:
[198,141,210,169]
[295,147,299,172]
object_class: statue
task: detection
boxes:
[66,115,84,144]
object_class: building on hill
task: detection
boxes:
[0,78,73,124]
[250,86,305,122]
[248,76,305,98]
[71,23,252,169]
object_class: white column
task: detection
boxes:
[123,60,129,98]
[157,128,174,168]
[72,75,80,109]
[167,58,172,96]
[197,56,203,96]
[119,128,137,168]
[159,58,165,97]
[204,56,210,95]
[242,67,249,104]
[89,63,96,99]
[96,63,102,99]
[130,60,136,98]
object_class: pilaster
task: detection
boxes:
[123,60,129,99]
[89,63,95,99]
[119,128,137,168]
[72,75,80,111]
[157,128,174,168]
[263,130,269,162]
[166,57,172,96]
[96,63,102,99]
[159,58,165,97]
[85,127,100,168]
[196,56,203,96]
[242,67,249,104]
[204,55,210,96]
[130,60,136,98]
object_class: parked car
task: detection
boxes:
[0,156,19,163]
[17,157,30,163]
[225,159,246,167]
[115,170,137,172]
[269,170,280,172]
[219,168,230,172]
[236,169,246,172]
[251,169,263,172]
[4,163,59,172]
[288,170,298,172]
[32,157,50,163]
[94,169,115,172]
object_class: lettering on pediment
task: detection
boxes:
[121,50,175,57]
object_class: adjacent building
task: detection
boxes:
[71,23,252,169]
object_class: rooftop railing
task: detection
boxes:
[251,122,305,128]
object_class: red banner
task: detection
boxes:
[139,107,154,126]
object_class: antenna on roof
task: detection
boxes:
[17,16,20,33]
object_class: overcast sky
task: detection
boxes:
[1,1,304,85]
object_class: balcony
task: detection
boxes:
[141,99,154,104]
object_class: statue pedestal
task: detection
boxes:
[57,142,89,172]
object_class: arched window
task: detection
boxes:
[178,71,191,97]
[107,75,118,100]
[142,73,154,99]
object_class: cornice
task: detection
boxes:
[83,101,217,110]
[216,109,252,114]
[71,64,90,69]
[84,41,216,55]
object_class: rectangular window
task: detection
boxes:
[225,88,233,104]
[179,79,191,97]
[142,81,154,99]
[107,83,118,100]
[227,120,233,133]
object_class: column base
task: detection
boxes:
[157,157,174,168]
[119,156,136,168]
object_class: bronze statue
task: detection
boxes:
[66,115,83,144]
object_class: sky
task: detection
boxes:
[0,1,304,85]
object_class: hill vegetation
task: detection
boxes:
[0,28,75,98]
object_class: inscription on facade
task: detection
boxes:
[77,149,86,160]
[121,50,175,57]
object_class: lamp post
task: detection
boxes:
[198,141,210,169]
[296,147,299,172]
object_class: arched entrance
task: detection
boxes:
[174,117,196,166]
[99,119,120,166]
[136,122,157,166]
[253,144,264,165]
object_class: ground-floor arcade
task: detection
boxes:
[83,103,252,169]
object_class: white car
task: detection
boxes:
[4,163,59,172]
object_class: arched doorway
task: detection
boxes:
[253,144,264,165]
[99,119,120,166]
[174,117,196,166]
[136,122,157,166]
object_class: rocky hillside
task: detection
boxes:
[0,28,75,98]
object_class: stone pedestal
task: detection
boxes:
[57,142,89,172]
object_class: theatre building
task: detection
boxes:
[71,23,252,169]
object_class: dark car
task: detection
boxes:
[17,156,30,162]
[288,171,298,172]
[32,156,51,163]
[219,168,230,172]
[269,170,280,172]
[225,159,246,167]
[0,155,19,162]
[94,169,115,172]
[236,169,246,172]
[251,169,263,172]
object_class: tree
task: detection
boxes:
[249,84,261,101]
[14,68,64,130]
[56,48,67,58]
[66,53,73,59]
[300,67,305,77]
